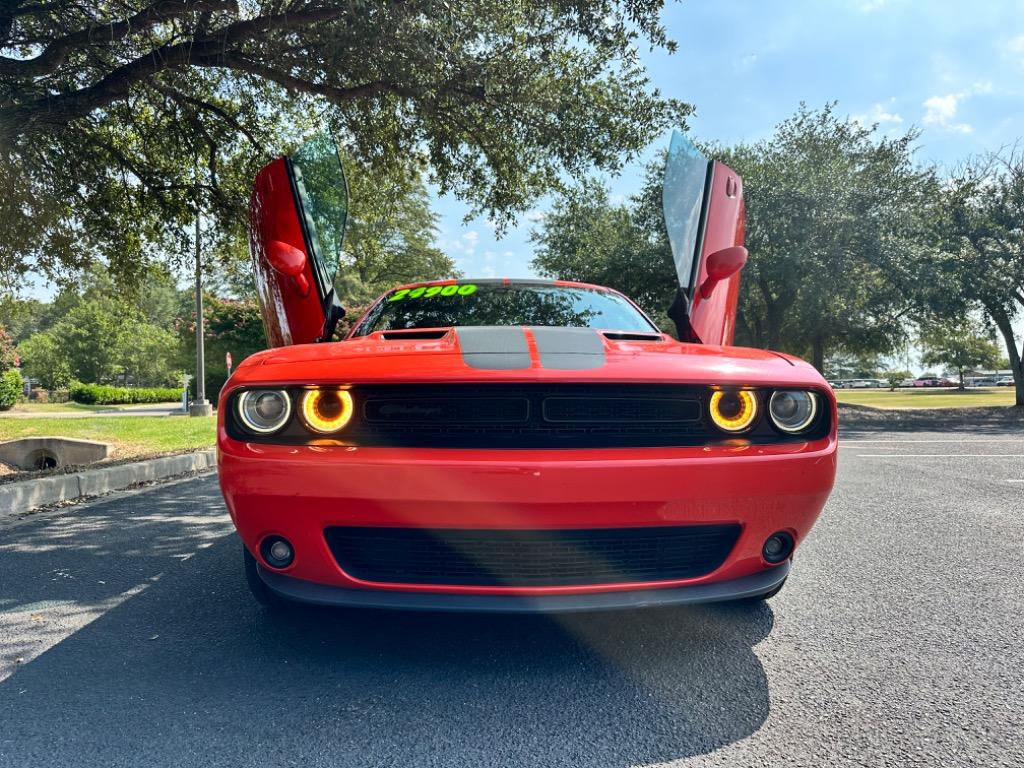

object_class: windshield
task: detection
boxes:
[354,282,657,336]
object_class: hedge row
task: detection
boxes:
[0,369,23,410]
[70,382,183,405]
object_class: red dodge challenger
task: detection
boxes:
[217,133,838,612]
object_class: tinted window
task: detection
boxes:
[354,283,657,335]
[289,134,348,291]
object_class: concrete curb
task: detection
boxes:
[0,449,216,517]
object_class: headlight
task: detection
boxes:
[299,388,354,434]
[768,390,818,433]
[709,390,758,433]
[236,389,292,434]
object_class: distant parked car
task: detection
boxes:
[995,377,1016,387]
[898,378,916,388]
[913,377,942,387]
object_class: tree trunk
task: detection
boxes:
[958,367,964,391]
[811,335,826,374]
[990,308,1024,408]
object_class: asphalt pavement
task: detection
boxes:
[0,428,1021,767]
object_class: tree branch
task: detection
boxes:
[0,0,237,77]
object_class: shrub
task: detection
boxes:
[30,388,49,403]
[0,369,24,410]
[70,382,182,405]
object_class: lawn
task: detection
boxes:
[0,415,216,459]
[8,401,182,413]
[834,387,1016,409]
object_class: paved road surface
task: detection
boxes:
[1,429,1021,767]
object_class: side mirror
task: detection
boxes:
[699,246,748,299]
[266,239,310,296]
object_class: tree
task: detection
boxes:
[925,151,1024,406]
[177,296,266,398]
[0,324,17,370]
[919,319,1002,390]
[338,156,458,303]
[17,331,71,389]
[717,104,936,369]
[883,369,912,391]
[0,0,687,289]
[532,104,936,365]
[531,181,674,328]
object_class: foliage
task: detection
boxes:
[18,294,183,388]
[340,156,459,301]
[532,181,674,330]
[531,105,936,368]
[0,0,687,289]
[920,151,1024,406]
[0,368,24,409]
[883,369,913,391]
[919,319,1002,390]
[17,331,72,389]
[70,382,182,405]
[0,324,18,370]
[177,296,266,399]
[718,104,936,369]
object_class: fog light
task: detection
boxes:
[260,536,294,569]
[762,532,794,564]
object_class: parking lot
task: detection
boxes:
[1,427,1022,768]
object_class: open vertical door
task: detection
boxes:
[250,134,349,347]
[662,131,746,346]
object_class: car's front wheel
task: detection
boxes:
[242,545,291,610]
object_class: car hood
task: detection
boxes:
[228,327,826,390]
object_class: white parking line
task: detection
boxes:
[843,439,1023,444]
[857,454,1024,458]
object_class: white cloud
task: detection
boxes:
[920,81,991,134]
[524,209,546,223]
[1004,34,1024,67]
[852,101,904,128]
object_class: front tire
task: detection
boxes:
[243,545,290,609]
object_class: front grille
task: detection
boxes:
[350,384,710,448]
[324,524,741,586]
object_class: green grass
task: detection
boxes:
[0,415,215,458]
[8,401,181,413]
[835,387,1015,409]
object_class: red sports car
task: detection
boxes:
[217,133,838,612]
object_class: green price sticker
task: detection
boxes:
[389,284,477,301]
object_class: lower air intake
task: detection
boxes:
[324,524,740,587]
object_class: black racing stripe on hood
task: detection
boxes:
[530,327,606,370]
[455,326,531,370]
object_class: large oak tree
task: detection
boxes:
[0,0,687,289]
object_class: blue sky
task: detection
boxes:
[437,0,1024,281]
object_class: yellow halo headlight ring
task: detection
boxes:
[709,390,759,433]
[299,388,354,434]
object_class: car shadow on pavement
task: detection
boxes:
[0,483,774,768]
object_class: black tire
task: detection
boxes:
[243,545,290,610]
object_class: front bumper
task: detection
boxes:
[218,433,836,601]
[256,559,791,612]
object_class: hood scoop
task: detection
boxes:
[602,331,665,342]
[380,329,450,341]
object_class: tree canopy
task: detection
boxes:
[0,0,688,290]
[532,104,939,371]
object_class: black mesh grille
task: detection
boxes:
[324,525,741,586]
[349,384,710,448]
